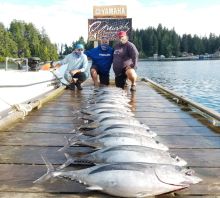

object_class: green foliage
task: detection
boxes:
[0,20,58,62]
[0,22,18,61]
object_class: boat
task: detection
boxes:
[0,57,67,127]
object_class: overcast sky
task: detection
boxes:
[0,0,220,45]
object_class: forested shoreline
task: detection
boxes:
[1,20,220,61]
[132,24,220,58]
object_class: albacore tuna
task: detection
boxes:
[59,132,168,151]
[58,145,187,169]
[34,157,202,198]
[76,126,156,138]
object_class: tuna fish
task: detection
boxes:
[86,115,138,123]
[34,157,202,197]
[72,107,131,118]
[88,100,132,108]
[80,109,134,117]
[76,126,156,138]
[79,123,150,132]
[79,117,148,130]
[80,112,135,122]
[60,132,168,151]
[83,103,131,112]
[58,145,187,169]
[90,95,130,102]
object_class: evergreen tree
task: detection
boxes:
[0,23,18,61]
[25,23,41,57]
[9,20,31,57]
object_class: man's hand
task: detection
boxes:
[70,69,80,76]
[53,62,61,70]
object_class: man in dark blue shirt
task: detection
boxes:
[85,36,113,86]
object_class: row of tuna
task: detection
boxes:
[34,87,202,197]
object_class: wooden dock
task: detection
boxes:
[0,81,220,198]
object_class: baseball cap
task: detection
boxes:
[75,44,84,49]
[117,31,127,37]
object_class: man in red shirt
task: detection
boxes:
[113,31,139,91]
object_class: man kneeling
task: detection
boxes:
[55,44,89,90]
[85,36,113,87]
[113,31,139,91]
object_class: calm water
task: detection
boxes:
[1,60,220,112]
[136,60,220,113]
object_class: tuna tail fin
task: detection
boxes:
[58,136,71,152]
[58,136,74,152]
[69,132,83,142]
[57,153,75,170]
[72,109,80,115]
[33,155,55,184]
[71,110,81,119]
[58,133,82,152]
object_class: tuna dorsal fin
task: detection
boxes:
[86,185,103,191]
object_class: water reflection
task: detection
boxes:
[137,60,220,113]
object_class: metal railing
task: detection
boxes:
[142,78,220,126]
[5,57,29,71]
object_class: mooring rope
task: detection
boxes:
[13,104,33,117]
[0,97,32,118]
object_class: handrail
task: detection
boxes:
[142,78,220,126]
[5,57,29,71]
[0,78,61,88]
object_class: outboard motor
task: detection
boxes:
[28,57,41,71]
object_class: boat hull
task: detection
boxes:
[0,70,62,116]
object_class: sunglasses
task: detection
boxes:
[77,49,84,51]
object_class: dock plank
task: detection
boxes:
[0,132,67,146]
[0,192,113,198]
[3,123,76,133]
[170,149,220,167]
[20,115,80,124]
[0,146,92,164]
[156,135,220,149]
[29,110,75,117]
[135,111,193,119]
[0,164,87,193]
[150,125,220,136]
[139,117,206,127]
